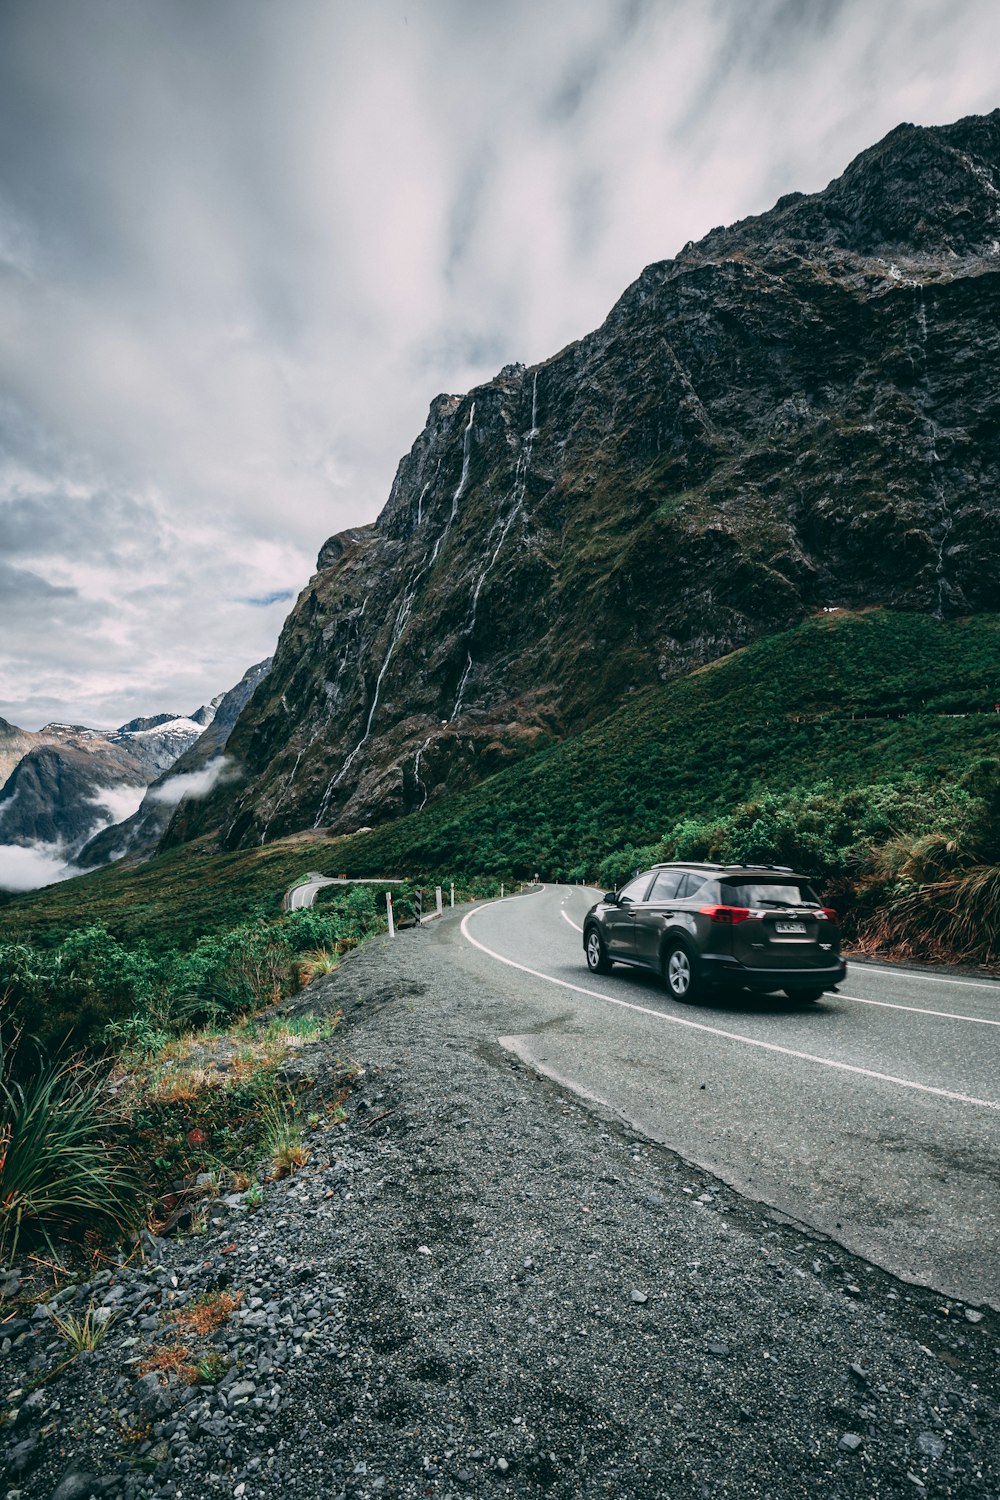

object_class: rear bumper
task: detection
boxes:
[701,954,847,993]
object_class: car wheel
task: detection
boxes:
[787,987,824,1003]
[585,927,613,975]
[663,940,700,1002]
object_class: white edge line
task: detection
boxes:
[850,962,1000,991]
[462,901,999,1112]
[562,911,997,1028]
[837,992,1000,1027]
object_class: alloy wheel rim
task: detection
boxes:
[587,933,601,967]
[668,950,690,994]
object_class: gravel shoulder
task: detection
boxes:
[2,915,997,1500]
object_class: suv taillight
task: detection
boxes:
[821,906,839,925]
[700,904,752,925]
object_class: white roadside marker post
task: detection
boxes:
[386,892,395,938]
[450,883,455,908]
[501,882,505,898]
[435,886,443,915]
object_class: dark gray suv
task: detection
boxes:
[583,862,846,1002]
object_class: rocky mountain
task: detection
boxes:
[80,659,272,866]
[0,707,222,859]
[0,717,39,790]
[171,108,1000,852]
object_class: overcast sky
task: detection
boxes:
[1,0,998,730]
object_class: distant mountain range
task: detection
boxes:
[0,660,270,886]
[163,107,1000,853]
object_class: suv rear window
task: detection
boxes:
[721,879,820,908]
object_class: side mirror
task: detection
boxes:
[603,891,619,904]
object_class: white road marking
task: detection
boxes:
[837,993,1000,1027]
[561,911,995,1026]
[461,902,1000,1112]
[851,962,1000,992]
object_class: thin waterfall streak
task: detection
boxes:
[450,404,476,520]
[453,394,537,718]
[413,733,433,811]
[911,287,951,616]
[416,481,431,525]
[313,586,418,825]
[318,400,479,820]
[262,744,307,842]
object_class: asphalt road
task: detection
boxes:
[286,873,338,909]
[448,883,1000,1310]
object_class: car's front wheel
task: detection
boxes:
[585,927,613,975]
[663,940,700,1002]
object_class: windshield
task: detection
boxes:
[721,880,819,908]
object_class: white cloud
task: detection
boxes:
[147,755,238,808]
[1,0,999,727]
[87,783,147,828]
[0,841,73,892]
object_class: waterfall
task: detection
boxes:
[412,733,433,811]
[452,377,539,718]
[312,398,479,826]
[313,584,419,825]
[911,287,952,616]
[449,403,476,520]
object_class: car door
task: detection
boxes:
[633,868,685,966]
[605,872,654,960]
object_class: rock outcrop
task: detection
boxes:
[171,109,1000,850]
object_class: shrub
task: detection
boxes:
[0,1040,142,1259]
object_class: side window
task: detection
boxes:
[675,872,711,901]
[618,873,654,904]
[648,869,683,902]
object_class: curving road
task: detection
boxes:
[442,883,1000,1309]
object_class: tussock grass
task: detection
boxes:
[0,1045,141,1261]
[50,1301,115,1351]
[259,1093,310,1179]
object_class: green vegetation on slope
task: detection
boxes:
[330,609,1000,879]
[2,610,999,986]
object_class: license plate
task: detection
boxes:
[775,920,806,934]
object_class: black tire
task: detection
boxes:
[663,939,701,1003]
[585,927,613,975]
[786,987,824,1003]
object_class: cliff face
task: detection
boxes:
[172,109,1000,851]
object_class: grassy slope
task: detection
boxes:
[2,609,998,947]
[333,608,1000,876]
[0,835,355,952]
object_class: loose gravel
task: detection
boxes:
[2,920,997,1499]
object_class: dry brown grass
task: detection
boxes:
[168,1289,243,1335]
[139,1340,197,1382]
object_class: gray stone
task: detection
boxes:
[963,1308,984,1324]
[916,1431,945,1459]
[838,1433,863,1453]
[707,1340,730,1357]
[629,1288,648,1304]
[7,1436,39,1475]
[50,1474,101,1500]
